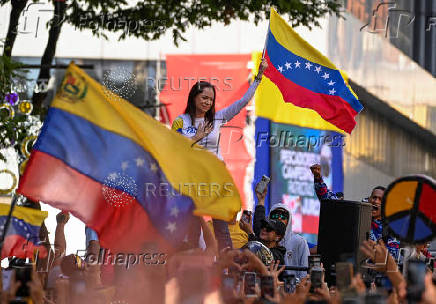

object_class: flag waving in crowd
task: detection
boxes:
[263,8,363,134]
[0,203,48,259]
[17,63,241,254]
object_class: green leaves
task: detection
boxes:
[65,0,342,46]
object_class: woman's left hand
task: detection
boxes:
[258,58,268,75]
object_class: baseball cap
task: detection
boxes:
[261,218,286,237]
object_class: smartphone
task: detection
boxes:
[1,269,12,291]
[308,255,321,270]
[310,267,323,292]
[406,259,426,303]
[221,274,237,302]
[14,264,32,298]
[335,262,353,291]
[243,272,256,297]
[241,210,252,224]
[283,274,296,293]
[255,175,270,194]
[260,275,274,298]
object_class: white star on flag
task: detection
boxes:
[322,73,330,80]
[328,80,336,86]
[150,163,158,173]
[108,172,118,181]
[294,61,301,68]
[285,62,292,69]
[315,66,322,73]
[136,158,145,167]
[121,161,129,171]
[166,222,176,234]
[329,88,336,95]
[170,206,180,218]
[277,65,284,73]
[305,62,312,70]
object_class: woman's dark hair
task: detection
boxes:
[184,81,216,127]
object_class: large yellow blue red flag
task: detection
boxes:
[0,203,48,259]
[263,8,363,134]
[17,63,241,253]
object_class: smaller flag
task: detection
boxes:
[263,8,363,134]
[0,203,48,259]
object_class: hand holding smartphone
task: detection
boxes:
[241,210,252,224]
[255,175,270,195]
[243,272,257,297]
[260,275,274,298]
[335,262,353,291]
[406,259,426,303]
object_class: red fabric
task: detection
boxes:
[263,51,358,134]
[18,151,172,254]
[160,54,253,209]
[1,234,47,259]
[418,183,436,223]
[302,215,319,234]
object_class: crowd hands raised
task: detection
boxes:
[1,172,436,303]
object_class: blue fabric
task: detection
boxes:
[370,219,400,260]
[307,242,316,249]
[266,30,363,113]
[37,108,195,245]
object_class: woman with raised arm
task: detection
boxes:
[171,58,268,250]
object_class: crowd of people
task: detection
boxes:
[1,60,435,303]
[1,164,435,303]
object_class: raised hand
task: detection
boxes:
[258,58,268,75]
[310,164,321,179]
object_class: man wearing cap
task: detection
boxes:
[240,216,286,266]
[240,184,309,280]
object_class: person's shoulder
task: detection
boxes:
[292,233,308,244]
[173,114,189,122]
[172,114,189,131]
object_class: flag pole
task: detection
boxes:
[261,17,271,59]
[0,193,19,252]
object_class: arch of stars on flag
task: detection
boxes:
[275,59,337,95]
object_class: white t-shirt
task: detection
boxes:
[172,79,260,160]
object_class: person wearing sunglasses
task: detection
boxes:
[242,181,310,281]
[240,216,287,269]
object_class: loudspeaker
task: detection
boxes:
[317,199,372,286]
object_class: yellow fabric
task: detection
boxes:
[269,7,336,69]
[207,220,248,249]
[384,181,418,217]
[0,203,48,226]
[228,221,249,249]
[252,52,344,133]
[51,63,241,221]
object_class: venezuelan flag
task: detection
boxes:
[0,203,48,259]
[18,63,241,253]
[263,8,363,134]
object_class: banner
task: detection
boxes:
[268,122,344,237]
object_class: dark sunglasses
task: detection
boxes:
[270,212,288,220]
